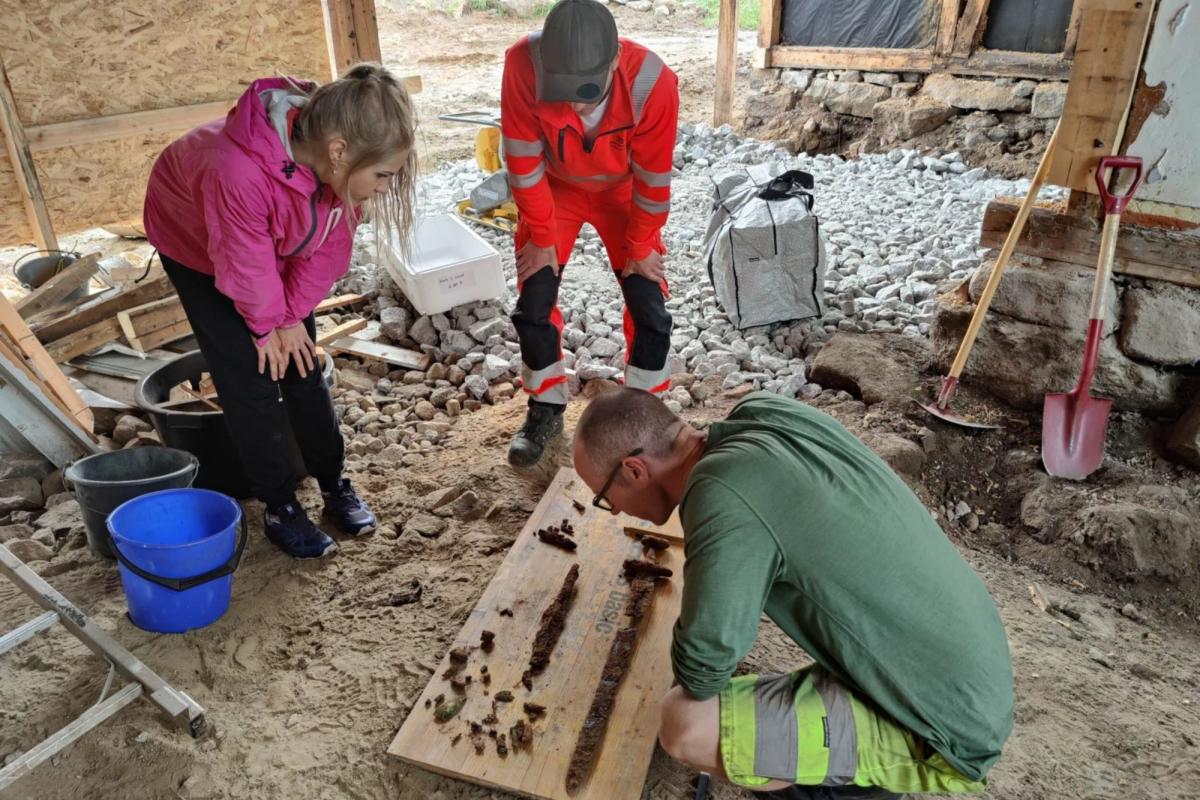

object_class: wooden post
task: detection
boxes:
[714,0,739,127]
[322,0,384,78]
[753,0,783,69]
[952,0,993,58]
[1046,0,1157,193]
[936,0,962,57]
[0,56,57,251]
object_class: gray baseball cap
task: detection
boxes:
[538,0,619,103]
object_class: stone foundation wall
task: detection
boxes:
[745,67,1067,170]
[930,256,1200,417]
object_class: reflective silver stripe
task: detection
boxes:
[523,361,566,394]
[510,160,546,189]
[811,669,857,786]
[528,32,544,101]
[631,52,664,123]
[633,191,670,215]
[505,138,544,157]
[752,673,799,781]
[624,364,670,394]
[573,172,627,183]
[632,163,672,187]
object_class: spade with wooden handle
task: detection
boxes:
[920,122,1060,429]
[1041,155,1143,480]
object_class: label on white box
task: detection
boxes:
[439,270,476,293]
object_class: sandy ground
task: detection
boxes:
[3,6,1200,800]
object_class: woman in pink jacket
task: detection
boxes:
[144,64,417,559]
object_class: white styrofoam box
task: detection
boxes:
[383,214,505,316]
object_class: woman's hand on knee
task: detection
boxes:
[254,329,288,381]
[276,323,318,378]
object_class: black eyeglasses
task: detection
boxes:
[592,447,643,512]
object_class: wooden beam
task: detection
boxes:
[26,100,235,153]
[14,254,100,319]
[1063,0,1086,58]
[324,337,428,370]
[0,56,56,250]
[767,46,935,71]
[350,0,382,64]
[315,293,367,313]
[952,0,993,58]
[936,0,962,57]
[126,319,192,353]
[316,318,368,346]
[947,49,1073,80]
[33,275,174,344]
[0,294,93,432]
[758,0,782,49]
[980,197,1200,289]
[44,319,124,363]
[1046,0,1156,193]
[714,0,739,127]
[116,297,188,345]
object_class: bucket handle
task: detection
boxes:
[111,513,248,592]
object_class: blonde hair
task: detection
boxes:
[292,63,418,256]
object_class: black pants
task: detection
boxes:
[163,256,344,508]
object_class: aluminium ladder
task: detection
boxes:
[0,543,206,791]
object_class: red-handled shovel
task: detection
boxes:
[1041,155,1143,480]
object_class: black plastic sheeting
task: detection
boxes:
[982,0,1074,53]
[781,0,939,49]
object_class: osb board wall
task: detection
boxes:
[0,0,331,245]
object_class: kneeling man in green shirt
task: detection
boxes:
[573,388,1013,799]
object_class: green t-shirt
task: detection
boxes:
[672,393,1013,781]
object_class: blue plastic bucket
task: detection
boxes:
[106,489,247,634]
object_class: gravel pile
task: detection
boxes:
[330,122,1063,454]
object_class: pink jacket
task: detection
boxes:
[144,78,356,339]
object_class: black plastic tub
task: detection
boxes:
[135,350,334,499]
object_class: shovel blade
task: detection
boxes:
[1041,391,1113,480]
[917,400,1003,430]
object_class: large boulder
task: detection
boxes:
[967,258,1118,332]
[1119,282,1200,367]
[1167,404,1200,469]
[808,78,890,118]
[922,73,1028,112]
[931,298,1187,412]
[873,97,956,142]
[1031,82,1068,118]
[0,478,44,513]
[809,332,925,405]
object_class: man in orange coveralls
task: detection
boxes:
[501,0,680,467]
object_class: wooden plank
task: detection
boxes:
[0,56,56,250]
[323,0,361,79]
[713,0,739,127]
[753,0,782,67]
[324,337,429,370]
[0,294,93,432]
[25,100,234,153]
[350,0,383,64]
[952,0,993,58]
[767,46,936,71]
[14,254,101,319]
[1045,0,1156,193]
[43,319,124,363]
[936,0,962,57]
[127,319,192,353]
[315,317,368,346]
[33,275,174,344]
[116,297,187,343]
[980,197,1200,288]
[1063,0,1086,57]
[388,468,683,800]
[947,49,1073,80]
[315,293,367,313]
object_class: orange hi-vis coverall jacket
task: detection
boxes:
[501,33,679,404]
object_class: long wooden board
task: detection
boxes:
[325,337,429,370]
[388,468,684,800]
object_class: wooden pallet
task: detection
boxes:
[388,468,684,800]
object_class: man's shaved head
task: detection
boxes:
[575,387,681,478]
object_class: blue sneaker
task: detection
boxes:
[264,503,337,559]
[322,479,377,536]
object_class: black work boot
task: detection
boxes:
[508,401,564,468]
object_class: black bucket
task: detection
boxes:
[14,251,90,304]
[135,350,334,500]
[64,447,200,559]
